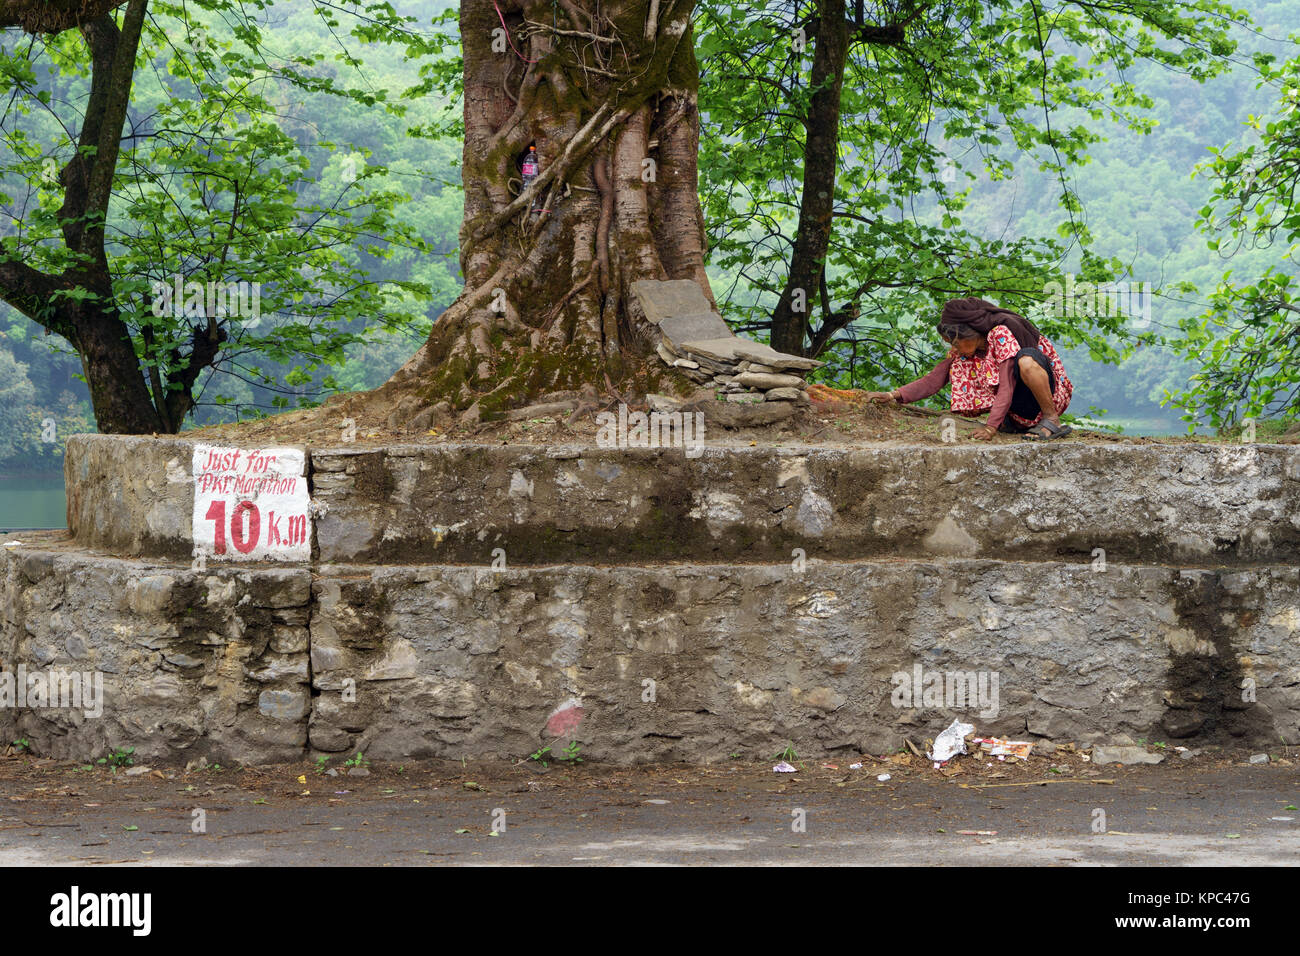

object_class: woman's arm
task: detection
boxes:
[888,355,955,403]
[983,355,1017,430]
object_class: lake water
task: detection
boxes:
[0,474,67,529]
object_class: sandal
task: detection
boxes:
[1022,420,1073,441]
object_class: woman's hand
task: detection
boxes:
[970,424,997,441]
[864,390,896,403]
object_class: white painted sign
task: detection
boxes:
[191,444,310,561]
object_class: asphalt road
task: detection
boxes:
[0,754,1295,866]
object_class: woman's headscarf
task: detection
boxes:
[939,297,1041,350]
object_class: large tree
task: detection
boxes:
[369,0,1246,423]
[370,0,710,422]
[0,0,157,432]
[0,0,428,434]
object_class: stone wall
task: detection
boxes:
[65,436,1300,566]
[1,543,311,764]
[30,435,1300,764]
[2,539,1295,764]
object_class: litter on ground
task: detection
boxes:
[973,737,1034,760]
[927,719,975,764]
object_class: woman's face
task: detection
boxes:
[951,334,987,358]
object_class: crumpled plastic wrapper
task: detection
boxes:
[973,737,1033,760]
[927,718,975,764]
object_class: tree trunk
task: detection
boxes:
[70,299,166,434]
[0,266,162,434]
[375,0,711,422]
[769,0,848,357]
[0,0,166,434]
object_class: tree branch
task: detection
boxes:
[0,259,73,336]
[81,0,147,264]
[0,0,128,34]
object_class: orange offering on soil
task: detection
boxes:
[806,384,869,409]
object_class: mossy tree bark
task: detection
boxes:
[377,0,712,422]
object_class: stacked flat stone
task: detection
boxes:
[633,279,822,407]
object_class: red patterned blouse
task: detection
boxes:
[893,325,1072,430]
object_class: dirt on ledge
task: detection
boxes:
[180,391,1242,451]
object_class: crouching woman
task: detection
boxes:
[868,297,1074,440]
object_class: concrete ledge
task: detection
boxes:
[64,434,195,559]
[65,435,1300,566]
[3,540,1295,764]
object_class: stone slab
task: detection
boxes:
[678,337,745,363]
[681,337,824,371]
[695,397,798,427]
[735,371,807,389]
[659,312,733,350]
[630,279,714,326]
[1092,745,1166,765]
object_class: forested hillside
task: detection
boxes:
[956,0,1299,431]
